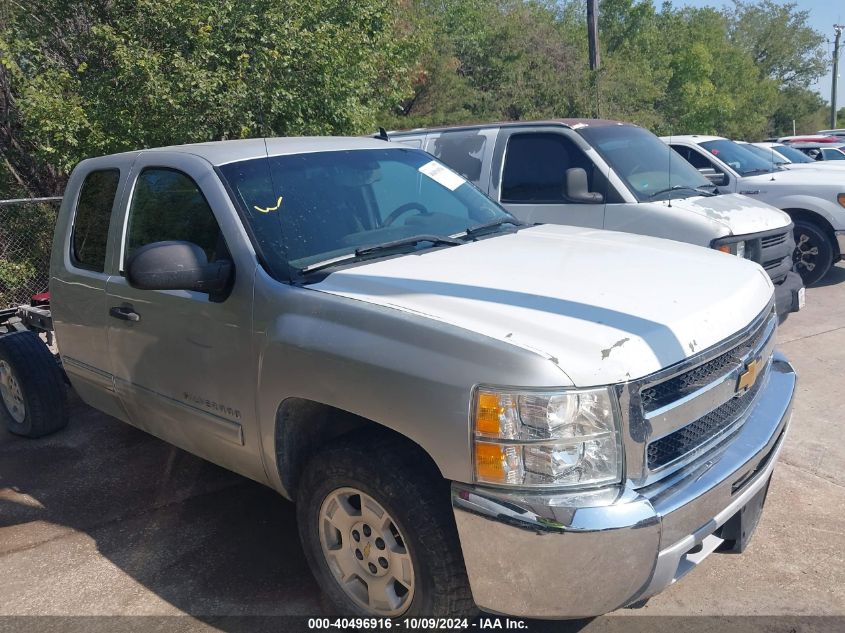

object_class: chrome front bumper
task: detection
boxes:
[451,353,796,619]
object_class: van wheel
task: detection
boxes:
[793,220,834,286]
[0,331,68,438]
[296,433,475,618]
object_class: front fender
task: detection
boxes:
[251,267,570,495]
[761,193,845,231]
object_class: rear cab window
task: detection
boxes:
[428,131,489,186]
[71,169,121,272]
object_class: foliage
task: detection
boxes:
[0,0,424,198]
[0,0,834,203]
[0,202,56,308]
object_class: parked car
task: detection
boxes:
[751,142,845,168]
[816,129,845,140]
[777,135,841,144]
[388,120,802,318]
[0,137,796,619]
[741,141,845,173]
[788,142,845,162]
[665,134,845,285]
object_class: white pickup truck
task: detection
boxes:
[0,137,796,619]
[388,121,803,319]
[666,135,845,285]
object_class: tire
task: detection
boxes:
[296,432,476,619]
[792,219,834,286]
[0,331,68,438]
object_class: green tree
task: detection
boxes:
[0,0,423,198]
[726,0,828,89]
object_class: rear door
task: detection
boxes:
[104,151,263,481]
[490,127,607,228]
[50,156,136,420]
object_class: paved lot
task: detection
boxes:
[1,265,844,630]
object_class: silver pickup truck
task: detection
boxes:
[388,120,804,320]
[0,137,796,618]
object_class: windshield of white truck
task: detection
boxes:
[576,125,714,202]
[218,148,518,278]
[699,140,775,176]
[770,144,815,163]
[742,143,788,166]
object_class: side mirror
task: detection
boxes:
[127,241,233,297]
[698,167,727,186]
[565,168,604,203]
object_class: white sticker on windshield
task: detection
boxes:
[419,160,465,191]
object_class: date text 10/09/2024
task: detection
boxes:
[307,618,528,629]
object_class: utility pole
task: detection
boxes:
[832,25,844,129]
[587,0,601,117]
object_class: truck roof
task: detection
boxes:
[387,118,631,136]
[87,136,394,167]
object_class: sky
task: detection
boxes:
[671,0,844,107]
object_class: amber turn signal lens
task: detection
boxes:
[476,392,502,435]
[475,442,508,483]
[837,193,845,208]
[717,244,731,253]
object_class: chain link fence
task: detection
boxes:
[0,198,62,309]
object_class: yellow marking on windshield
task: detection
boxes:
[254,196,283,213]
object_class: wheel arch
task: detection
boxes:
[273,397,444,500]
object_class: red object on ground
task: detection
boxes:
[30,292,50,306]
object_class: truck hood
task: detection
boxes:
[782,162,845,173]
[742,167,844,189]
[656,193,791,236]
[310,225,774,386]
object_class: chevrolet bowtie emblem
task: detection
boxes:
[736,358,761,393]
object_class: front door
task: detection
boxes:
[104,152,262,481]
[491,128,607,228]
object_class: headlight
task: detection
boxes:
[473,387,622,488]
[712,237,746,258]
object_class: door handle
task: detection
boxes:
[109,306,141,322]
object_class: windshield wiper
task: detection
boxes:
[648,185,715,199]
[299,234,462,274]
[354,234,463,256]
[458,217,526,239]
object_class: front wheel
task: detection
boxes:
[296,433,475,618]
[792,220,834,286]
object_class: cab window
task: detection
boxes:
[125,168,223,266]
[71,169,120,272]
[429,131,487,185]
[501,133,598,203]
[671,145,714,170]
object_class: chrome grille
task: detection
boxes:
[647,373,764,469]
[640,314,770,413]
[628,303,777,484]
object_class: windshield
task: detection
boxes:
[742,143,787,166]
[218,148,512,277]
[576,125,712,201]
[771,144,814,163]
[699,139,774,176]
